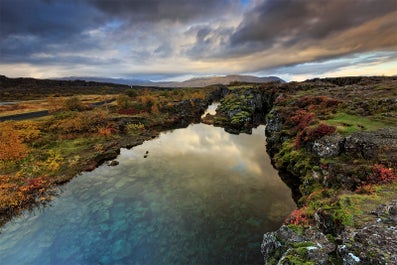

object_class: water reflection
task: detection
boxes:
[0,124,295,265]
[201,102,219,118]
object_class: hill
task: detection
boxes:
[57,74,284,87]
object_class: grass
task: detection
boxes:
[0,95,115,117]
[324,112,390,135]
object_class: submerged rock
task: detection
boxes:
[108,160,119,167]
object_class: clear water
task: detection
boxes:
[0,123,295,265]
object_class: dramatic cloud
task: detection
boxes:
[0,0,396,81]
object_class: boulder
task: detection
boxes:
[337,200,397,265]
[312,134,344,158]
[344,127,397,162]
[261,225,335,265]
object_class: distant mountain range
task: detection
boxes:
[59,75,284,87]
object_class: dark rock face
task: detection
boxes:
[337,200,397,265]
[261,225,335,265]
[344,127,397,162]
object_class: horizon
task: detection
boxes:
[1,0,396,82]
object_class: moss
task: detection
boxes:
[287,224,305,235]
[324,112,390,135]
[281,254,314,265]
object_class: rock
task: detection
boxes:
[312,133,344,158]
[371,199,397,224]
[344,127,397,162]
[337,200,397,265]
[338,225,397,265]
[261,225,335,265]
[315,209,344,235]
[108,160,119,166]
[265,110,283,136]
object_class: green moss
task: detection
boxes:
[281,254,314,265]
[324,112,390,134]
[287,224,304,235]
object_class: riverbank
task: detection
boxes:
[206,76,397,264]
[0,86,220,227]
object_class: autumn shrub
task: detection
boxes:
[13,120,41,142]
[296,96,341,110]
[0,174,51,212]
[126,123,145,134]
[50,109,109,134]
[366,164,397,184]
[295,123,336,148]
[138,94,158,111]
[47,97,65,113]
[285,207,309,225]
[64,96,84,111]
[287,110,316,132]
[0,122,29,164]
[117,94,132,109]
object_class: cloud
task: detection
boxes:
[0,0,396,80]
[229,0,397,55]
[89,0,235,23]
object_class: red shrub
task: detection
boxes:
[367,164,397,184]
[288,110,316,132]
[295,123,336,148]
[297,96,341,109]
[285,208,309,225]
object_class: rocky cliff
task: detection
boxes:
[260,77,397,264]
[207,76,397,264]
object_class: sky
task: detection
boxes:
[0,0,396,82]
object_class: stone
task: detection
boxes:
[261,225,335,265]
[108,160,119,167]
[344,127,397,161]
[312,133,344,158]
[337,200,397,265]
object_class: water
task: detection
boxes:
[201,102,220,118]
[0,123,295,265]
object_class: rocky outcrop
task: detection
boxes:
[344,127,397,162]
[261,225,335,264]
[262,201,397,265]
[312,134,344,158]
[212,87,277,134]
[337,200,397,265]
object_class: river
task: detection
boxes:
[0,109,295,265]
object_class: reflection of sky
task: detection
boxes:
[201,102,220,118]
[121,123,282,184]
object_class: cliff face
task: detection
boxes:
[208,77,397,264]
[260,77,397,264]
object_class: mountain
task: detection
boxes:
[58,75,284,87]
[57,76,153,86]
[144,75,284,87]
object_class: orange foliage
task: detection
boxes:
[0,174,51,211]
[0,122,29,163]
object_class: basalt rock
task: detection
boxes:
[344,127,397,162]
[261,225,335,265]
[312,134,344,158]
[337,200,397,264]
